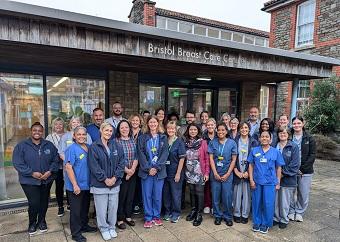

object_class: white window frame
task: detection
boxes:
[295,0,316,48]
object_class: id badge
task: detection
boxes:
[217,161,223,167]
[260,157,267,163]
[165,160,170,165]
[218,156,224,161]
[152,156,158,163]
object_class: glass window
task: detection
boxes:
[179,22,193,34]
[194,25,207,36]
[255,37,265,46]
[168,87,187,123]
[192,89,212,118]
[156,16,166,29]
[208,28,219,38]
[221,31,232,40]
[297,80,311,98]
[232,32,243,42]
[167,19,178,31]
[296,0,316,47]
[0,73,44,204]
[260,85,269,120]
[218,89,238,119]
[244,35,255,45]
[139,84,165,115]
[46,76,105,130]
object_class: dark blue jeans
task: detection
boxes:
[163,176,184,218]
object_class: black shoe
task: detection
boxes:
[214,217,222,225]
[72,234,87,242]
[225,220,233,226]
[38,221,48,233]
[279,223,287,229]
[273,220,279,226]
[234,216,241,223]
[125,219,135,227]
[81,225,97,233]
[67,205,71,211]
[186,209,197,221]
[116,222,127,230]
[193,213,203,226]
[28,223,37,236]
[241,217,248,224]
[58,207,65,217]
[133,205,141,215]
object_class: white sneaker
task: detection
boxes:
[203,207,210,214]
[295,214,303,222]
[101,231,111,241]
[288,214,295,221]
[109,229,117,238]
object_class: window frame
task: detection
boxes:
[295,0,316,48]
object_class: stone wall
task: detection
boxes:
[108,71,139,118]
[129,0,156,26]
[240,82,261,121]
[270,6,292,49]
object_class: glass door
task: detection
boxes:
[218,88,238,119]
[168,87,187,123]
[192,88,212,118]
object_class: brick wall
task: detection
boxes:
[108,71,139,118]
[240,82,261,121]
[129,0,156,26]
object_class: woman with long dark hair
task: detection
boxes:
[253,118,277,145]
[184,123,210,226]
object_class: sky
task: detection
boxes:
[12,0,271,31]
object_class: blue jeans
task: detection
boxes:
[141,176,164,222]
[163,176,183,218]
[252,184,275,227]
[210,175,233,221]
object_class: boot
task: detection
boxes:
[186,209,197,221]
[193,212,203,226]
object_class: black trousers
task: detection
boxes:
[55,169,64,208]
[189,183,204,213]
[118,174,137,221]
[21,182,53,227]
[67,190,90,237]
[133,170,142,208]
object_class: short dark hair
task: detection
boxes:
[93,107,104,113]
[142,110,150,115]
[184,122,202,140]
[115,120,132,138]
[216,122,229,138]
[185,110,195,117]
[167,112,179,121]
[155,107,165,116]
[31,122,44,130]
[238,121,251,132]
[260,130,272,138]
[200,111,209,119]
[277,126,291,141]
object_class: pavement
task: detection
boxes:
[0,159,339,242]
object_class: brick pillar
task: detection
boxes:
[129,0,156,26]
[267,85,276,120]
[108,71,139,118]
[240,82,261,121]
[276,81,293,118]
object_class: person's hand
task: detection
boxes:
[40,171,51,180]
[204,175,209,182]
[250,180,256,190]
[149,168,157,176]
[275,183,280,191]
[73,184,81,195]
[221,173,230,182]
[174,173,181,183]
[105,178,113,187]
[32,172,43,179]
[130,168,136,176]
[243,172,249,179]
[236,171,243,179]
[214,173,221,181]
[298,170,303,175]
[126,168,133,176]
[110,177,117,185]
[126,174,131,181]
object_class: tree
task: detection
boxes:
[303,76,340,134]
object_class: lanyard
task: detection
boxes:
[218,139,227,159]
[168,136,177,151]
[150,135,158,154]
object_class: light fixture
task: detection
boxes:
[196,77,212,81]
[53,77,69,88]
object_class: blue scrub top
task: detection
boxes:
[166,138,186,178]
[248,146,285,185]
[208,138,237,176]
[64,143,90,191]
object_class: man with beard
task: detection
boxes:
[247,107,260,137]
[87,108,105,141]
[178,110,196,138]
[105,102,125,130]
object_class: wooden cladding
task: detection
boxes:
[0,15,333,78]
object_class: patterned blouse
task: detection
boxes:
[116,137,137,168]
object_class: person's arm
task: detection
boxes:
[282,145,300,177]
[87,145,107,182]
[222,154,237,181]
[276,166,282,190]
[12,144,38,178]
[301,135,316,173]
[209,153,221,181]
[114,144,126,180]
[64,149,80,194]
[137,135,152,172]
[152,135,169,171]
[247,150,256,189]
[174,141,186,182]
[202,141,210,179]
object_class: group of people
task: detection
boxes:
[13,102,316,241]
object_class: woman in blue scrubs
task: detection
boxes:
[208,123,237,226]
[163,121,186,223]
[248,130,285,234]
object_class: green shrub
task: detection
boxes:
[303,76,340,134]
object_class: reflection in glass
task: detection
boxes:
[0,73,44,203]
[168,88,187,123]
[192,89,212,118]
[46,76,105,131]
[218,89,238,119]
[139,84,165,115]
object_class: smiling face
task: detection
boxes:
[119,122,130,138]
[221,116,231,126]
[279,115,289,128]
[200,112,209,124]
[260,131,271,146]
[54,120,64,134]
[206,120,216,133]
[240,123,250,136]
[261,120,270,131]
[70,118,81,130]
[148,117,159,133]
[292,118,304,133]
[278,129,289,142]
[112,103,123,116]
[130,116,141,129]
[185,113,196,124]
[93,109,104,126]
[230,119,239,131]
[217,125,227,139]
[166,124,176,137]
[188,125,199,138]
[156,110,165,122]
[31,125,44,141]
[101,125,113,141]
[74,128,87,144]
[249,107,259,122]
